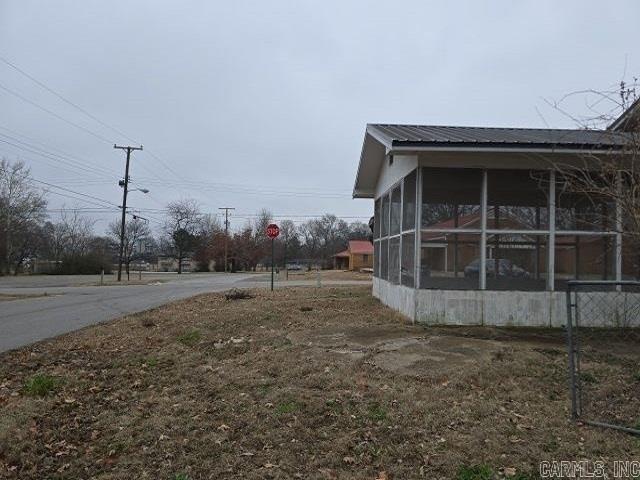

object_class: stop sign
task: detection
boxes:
[266,223,280,239]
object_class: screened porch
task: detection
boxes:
[373,167,632,292]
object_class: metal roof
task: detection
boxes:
[348,240,374,255]
[608,97,640,132]
[368,124,630,150]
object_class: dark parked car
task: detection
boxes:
[464,258,530,278]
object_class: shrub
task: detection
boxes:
[24,374,60,397]
[456,465,493,480]
[275,401,299,415]
[367,402,387,422]
[53,253,112,275]
[177,330,201,346]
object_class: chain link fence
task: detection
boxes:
[566,280,640,435]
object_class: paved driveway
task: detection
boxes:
[0,273,371,353]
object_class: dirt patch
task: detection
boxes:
[0,293,50,302]
[289,325,501,376]
[0,286,638,479]
[283,269,372,281]
[91,279,168,287]
[225,288,255,300]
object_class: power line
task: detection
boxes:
[0,148,108,182]
[40,176,353,198]
[45,207,119,212]
[38,182,162,226]
[0,55,139,145]
[0,132,117,178]
[42,189,119,210]
[0,55,185,182]
[0,57,347,200]
[143,149,187,182]
[32,178,120,208]
[0,125,120,176]
[131,180,351,199]
[0,81,112,144]
[0,56,355,203]
[136,177,351,194]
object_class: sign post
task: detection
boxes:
[266,223,280,291]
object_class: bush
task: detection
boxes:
[275,400,300,415]
[177,330,201,346]
[194,261,210,272]
[24,374,60,397]
[53,254,112,275]
[456,465,493,480]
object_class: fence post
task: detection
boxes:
[566,287,578,419]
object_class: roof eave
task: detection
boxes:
[608,97,640,131]
[352,125,391,198]
[389,142,625,155]
[352,190,375,199]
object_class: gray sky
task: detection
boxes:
[1,0,638,233]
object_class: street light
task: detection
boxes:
[118,180,149,194]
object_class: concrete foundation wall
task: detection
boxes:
[373,278,570,327]
[373,277,415,320]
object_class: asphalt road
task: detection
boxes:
[0,273,371,353]
[0,273,259,353]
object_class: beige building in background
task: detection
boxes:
[333,240,374,271]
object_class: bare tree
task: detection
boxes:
[252,209,272,267]
[543,79,640,276]
[10,220,45,275]
[296,214,352,268]
[55,208,96,257]
[192,213,223,271]
[298,221,319,266]
[0,159,47,274]
[347,221,372,241]
[163,199,202,273]
[108,216,151,278]
[279,219,298,268]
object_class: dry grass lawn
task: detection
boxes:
[0,286,638,479]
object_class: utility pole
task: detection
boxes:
[114,144,143,282]
[218,207,235,272]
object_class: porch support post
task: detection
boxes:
[399,178,403,285]
[415,167,422,290]
[413,167,422,324]
[547,170,556,291]
[479,169,488,290]
[615,171,623,285]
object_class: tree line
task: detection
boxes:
[0,158,372,275]
[168,201,372,272]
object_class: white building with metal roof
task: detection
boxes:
[353,109,639,327]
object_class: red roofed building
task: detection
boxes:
[333,240,374,271]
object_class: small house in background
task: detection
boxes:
[333,240,374,271]
[155,256,194,273]
[353,101,639,327]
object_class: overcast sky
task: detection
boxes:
[1,0,638,233]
